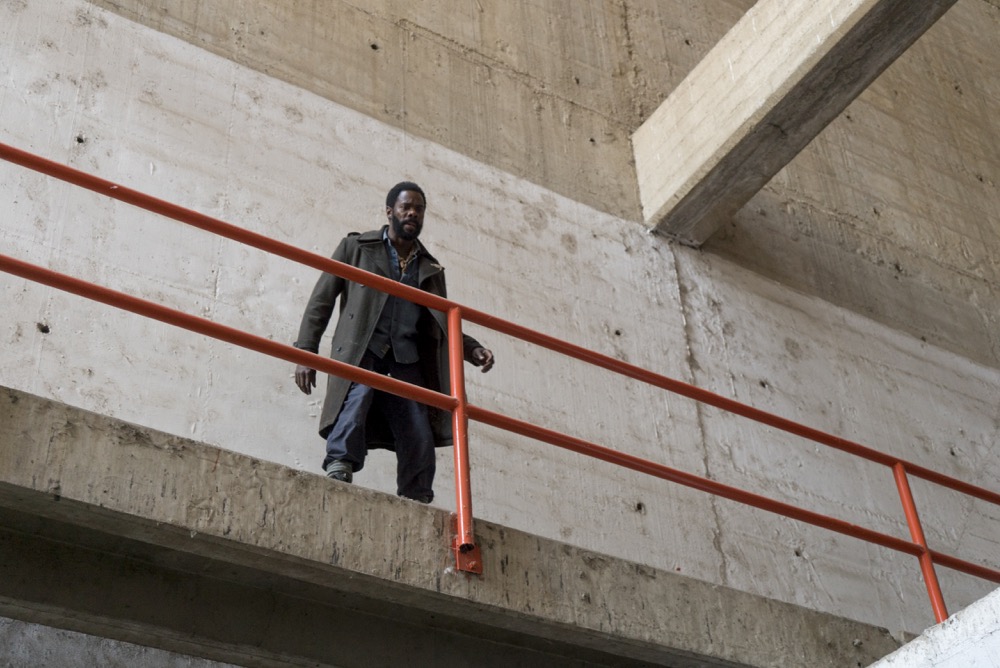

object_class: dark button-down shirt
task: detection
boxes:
[367,228,423,363]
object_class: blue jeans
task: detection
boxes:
[323,351,435,500]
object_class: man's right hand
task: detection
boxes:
[295,365,317,395]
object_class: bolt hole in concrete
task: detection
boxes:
[370,42,379,50]
[36,323,50,334]
[635,502,646,514]
[75,134,85,144]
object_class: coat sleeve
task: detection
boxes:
[427,267,486,365]
[462,333,485,364]
[294,236,351,354]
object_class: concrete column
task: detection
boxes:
[632,0,957,245]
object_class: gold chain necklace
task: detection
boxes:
[398,244,418,274]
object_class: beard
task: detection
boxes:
[390,213,421,241]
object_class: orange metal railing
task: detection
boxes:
[2,141,999,622]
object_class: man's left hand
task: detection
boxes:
[472,347,495,373]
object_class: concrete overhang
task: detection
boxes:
[0,386,900,666]
[632,0,957,246]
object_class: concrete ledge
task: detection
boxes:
[0,386,900,666]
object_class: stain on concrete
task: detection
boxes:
[74,7,108,28]
[560,232,578,253]
[784,337,803,360]
[522,203,548,231]
[139,83,163,106]
[1,0,27,13]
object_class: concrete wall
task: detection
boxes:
[81,0,1000,370]
[1,0,998,645]
[80,0,755,224]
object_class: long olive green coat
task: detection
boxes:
[295,228,483,449]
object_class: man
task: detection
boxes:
[293,181,494,503]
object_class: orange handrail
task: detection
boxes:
[458,303,1000,505]
[447,307,480,573]
[2,141,998,624]
[0,253,456,412]
[894,463,948,621]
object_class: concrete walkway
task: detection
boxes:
[0,386,900,667]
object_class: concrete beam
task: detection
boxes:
[632,0,957,246]
[0,386,900,667]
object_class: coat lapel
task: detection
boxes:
[358,229,390,278]
[416,247,444,287]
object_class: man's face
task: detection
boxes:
[387,190,426,242]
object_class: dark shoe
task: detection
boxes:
[328,470,352,483]
[404,494,432,504]
[325,461,353,483]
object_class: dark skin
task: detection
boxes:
[295,190,494,395]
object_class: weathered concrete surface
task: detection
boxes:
[2,0,999,645]
[0,617,239,668]
[83,0,682,224]
[705,0,1000,371]
[869,587,1000,667]
[632,0,957,245]
[0,385,901,667]
[76,0,1000,386]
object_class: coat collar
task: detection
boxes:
[357,226,444,282]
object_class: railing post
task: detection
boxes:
[893,462,948,623]
[448,306,481,574]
